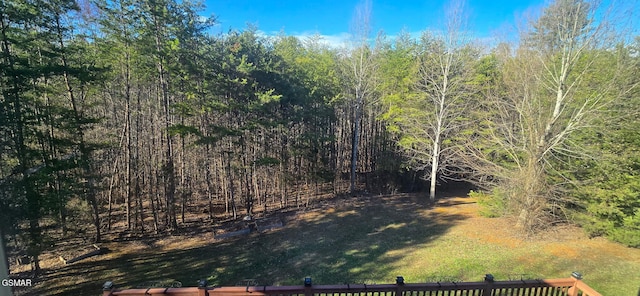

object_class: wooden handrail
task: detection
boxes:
[574,279,603,296]
[102,276,602,296]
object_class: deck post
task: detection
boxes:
[102,281,114,296]
[304,277,313,296]
[395,276,405,296]
[198,279,208,296]
[568,272,583,296]
[482,274,494,296]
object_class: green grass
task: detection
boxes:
[17,195,640,295]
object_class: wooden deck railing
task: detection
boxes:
[102,274,601,296]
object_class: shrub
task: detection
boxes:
[572,184,640,248]
[469,189,506,218]
[609,209,640,248]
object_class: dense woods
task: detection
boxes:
[1,0,639,275]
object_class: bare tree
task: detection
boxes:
[341,0,378,194]
[466,0,634,232]
[389,0,476,202]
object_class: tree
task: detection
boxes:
[273,34,340,196]
[0,0,100,272]
[134,0,208,229]
[383,0,477,202]
[49,0,103,242]
[467,0,634,232]
[0,0,45,272]
[340,0,378,194]
[95,0,138,231]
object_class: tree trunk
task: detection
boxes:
[136,176,145,233]
[107,172,115,231]
[429,132,440,202]
[125,85,132,230]
[350,102,362,194]
[225,150,238,220]
[205,144,214,220]
[180,137,186,225]
[146,89,160,233]
[149,183,159,234]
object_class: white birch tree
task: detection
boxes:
[385,0,476,202]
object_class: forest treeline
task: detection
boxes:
[1,0,639,274]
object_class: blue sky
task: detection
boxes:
[203,0,546,44]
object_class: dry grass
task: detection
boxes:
[9,194,640,296]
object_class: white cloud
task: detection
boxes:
[244,30,354,49]
[292,32,352,48]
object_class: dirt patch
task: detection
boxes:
[431,197,480,218]
[544,243,579,259]
[577,236,640,262]
[516,254,538,266]
[155,234,215,250]
[463,219,526,248]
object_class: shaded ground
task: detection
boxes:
[10,193,640,295]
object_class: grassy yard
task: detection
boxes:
[12,194,640,295]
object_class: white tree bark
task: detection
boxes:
[399,0,474,202]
